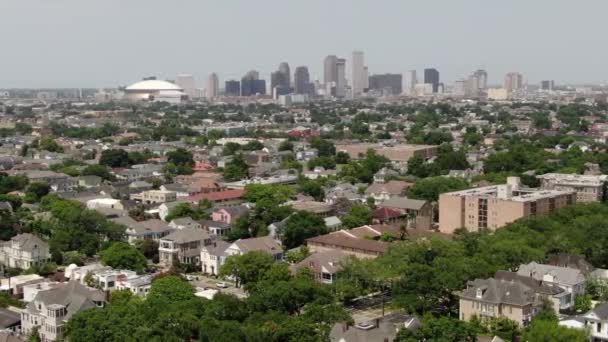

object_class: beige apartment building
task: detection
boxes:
[335,143,437,162]
[439,177,576,234]
[537,173,607,203]
[131,190,177,204]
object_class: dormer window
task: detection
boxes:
[476,289,483,298]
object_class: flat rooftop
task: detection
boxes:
[444,185,574,202]
[537,173,608,186]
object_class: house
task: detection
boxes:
[546,253,595,275]
[0,234,50,270]
[211,206,249,225]
[200,240,231,276]
[158,200,191,221]
[575,302,608,341]
[286,200,334,217]
[516,261,586,310]
[296,148,318,161]
[303,167,338,180]
[159,228,213,267]
[289,250,349,284]
[460,277,540,327]
[0,308,21,335]
[377,197,433,230]
[77,175,102,188]
[20,281,107,342]
[306,230,389,259]
[112,217,173,244]
[372,207,406,225]
[199,220,232,237]
[324,216,343,231]
[0,275,45,296]
[86,198,124,211]
[188,189,245,208]
[329,312,420,342]
[224,236,284,261]
[373,167,399,184]
[325,183,365,205]
[494,271,568,313]
[131,190,177,204]
[169,217,202,230]
[365,180,413,204]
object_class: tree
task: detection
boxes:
[310,137,336,157]
[219,251,274,288]
[335,151,350,164]
[242,140,264,151]
[0,173,28,194]
[167,148,194,168]
[222,154,249,181]
[24,182,50,203]
[99,149,130,168]
[15,122,32,135]
[147,275,195,303]
[164,202,209,222]
[278,140,294,152]
[395,316,476,342]
[222,142,241,156]
[406,176,469,202]
[38,137,64,153]
[298,178,325,201]
[522,318,588,342]
[342,204,372,228]
[282,212,327,249]
[575,294,592,312]
[307,156,336,170]
[100,242,147,273]
[82,164,112,181]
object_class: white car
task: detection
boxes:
[216,282,228,288]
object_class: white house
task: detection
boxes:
[0,234,50,270]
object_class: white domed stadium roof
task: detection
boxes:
[125,80,183,91]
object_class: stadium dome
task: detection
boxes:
[124,79,186,103]
[125,80,183,91]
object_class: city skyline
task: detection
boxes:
[1,0,607,88]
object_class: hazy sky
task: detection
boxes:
[1,0,606,88]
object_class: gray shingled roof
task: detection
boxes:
[233,236,283,254]
[162,228,210,243]
[26,281,106,321]
[379,196,427,210]
[461,278,536,306]
[516,262,585,286]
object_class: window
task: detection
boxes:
[598,322,602,333]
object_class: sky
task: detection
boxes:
[0,0,606,88]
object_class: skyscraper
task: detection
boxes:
[406,70,417,95]
[225,80,240,97]
[324,55,338,85]
[175,74,196,98]
[336,58,347,98]
[541,80,554,91]
[504,72,524,93]
[294,66,312,95]
[473,69,488,90]
[351,50,366,97]
[206,73,219,100]
[241,70,266,96]
[271,62,291,98]
[279,62,291,87]
[424,68,440,93]
[368,74,402,95]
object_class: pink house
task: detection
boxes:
[211,206,249,224]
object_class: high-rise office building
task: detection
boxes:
[504,72,524,92]
[294,66,312,95]
[368,74,403,95]
[324,55,338,85]
[225,80,240,97]
[241,70,266,96]
[424,68,440,93]
[336,58,347,98]
[541,80,555,91]
[406,70,417,94]
[351,50,366,97]
[473,69,488,90]
[271,62,291,98]
[206,73,219,100]
[175,74,196,98]
[279,62,291,87]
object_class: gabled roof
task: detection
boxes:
[26,281,106,320]
[232,236,283,254]
[378,196,428,210]
[8,233,48,251]
[162,228,210,244]
[516,262,585,286]
[461,278,536,306]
